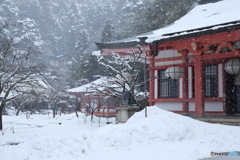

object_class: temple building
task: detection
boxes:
[68,77,119,117]
[96,0,240,116]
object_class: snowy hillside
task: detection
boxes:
[1,107,240,160]
[0,0,153,58]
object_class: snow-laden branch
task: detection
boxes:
[86,51,149,108]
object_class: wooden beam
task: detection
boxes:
[202,50,240,60]
[157,29,240,55]
[102,46,150,55]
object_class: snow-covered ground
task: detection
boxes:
[1,107,240,160]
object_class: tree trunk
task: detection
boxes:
[13,101,22,116]
[75,108,79,118]
[53,108,56,118]
[91,113,94,125]
[0,107,3,130]
[16,108,21,116]
[0,100,7,131]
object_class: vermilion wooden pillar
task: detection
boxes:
[193,55,204,116]
[181,51,189,113]
[149,56,155,106]
[182,65,189,113]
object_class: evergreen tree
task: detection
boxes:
[68,53,108,87]
[126,0,197,36]
[116,0,153,39]
[101,20,116,42]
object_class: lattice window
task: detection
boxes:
[236,86,240,112]
[204,65,218,97]
[158,70,179,98]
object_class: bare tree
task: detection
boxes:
[12,77,70,119]
[97,51,149,109]
[0,20,41,130]
[0,42,37,130]
[13,79,52,116]
[42,89,62,118]
[13,91,38,116]
[86,97,100,125]
[67,95,80,118]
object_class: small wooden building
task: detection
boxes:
[67,77,120,117]
[96,0,240,116]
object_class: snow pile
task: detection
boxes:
[1,107,240,160]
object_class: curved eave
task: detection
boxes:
[95,40,150,56]
[154,20,240,45]
[95,41,140,49]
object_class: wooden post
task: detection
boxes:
[193,55,204,116]
[180,51,189,114]
[149,56,155,106]
[182,65,189,113]
[143,56,148,117]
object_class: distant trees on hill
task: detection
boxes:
[119,0,197,38]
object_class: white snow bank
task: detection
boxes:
[1,107,240,160]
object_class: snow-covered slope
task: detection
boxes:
[0,0,153,58]
[1,107,240,160]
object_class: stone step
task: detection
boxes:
[195,117,240,126]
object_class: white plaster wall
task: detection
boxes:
[99,109,116,114]
[204,102,223,112]
[155,49,183,66]
[188,102,223,112]
[189,102,195,112]
[218,64,223,97]
[156,50,181,59]
[109,109,116,112]
[188,67,193,98]
[99,109,105,112]
[155,60,183,66]
[99,109,116,113]
[155,102,183,111]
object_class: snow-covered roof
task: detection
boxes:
[97,0,240,48]
[0,79,52,99]
[147,0,240,42]
[67,77,118,93]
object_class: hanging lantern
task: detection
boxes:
[224,58,240,75]
[165,66,184,79]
